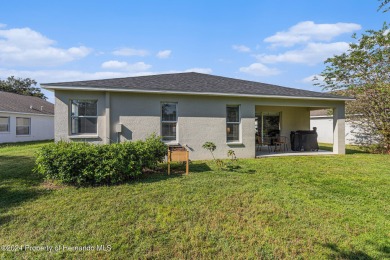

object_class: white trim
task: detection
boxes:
[0,111,54,117]
[42,85,353,101]
[69,99,98,136]
[105,92,110,144]
[16,117,31,136]
[227,142,244,146]
[226,104,241,143]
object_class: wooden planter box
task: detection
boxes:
[167,146,189,175]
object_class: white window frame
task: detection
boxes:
[161,102,178,143]
[16,117,31,136]
[226,105,241,143]
[70,99,98,135]
[0,116,10,133]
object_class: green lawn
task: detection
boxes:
[0,142,389,259]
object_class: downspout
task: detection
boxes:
[105,92,110,144]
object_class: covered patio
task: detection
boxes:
[253,100,346,157]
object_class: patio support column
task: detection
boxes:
[333,104,345,154]
[105,92,110,144]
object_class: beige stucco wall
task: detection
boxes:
[109,93,256,159]
[54,90,107,143]
[54,90,346,159]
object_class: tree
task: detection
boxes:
[378,0,390,12]
[0,76,47,100]
[317,23,390,153]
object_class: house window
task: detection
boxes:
[226,105,240,142]
[71,100,97,134]
[161,103,177,141]
[0,117,10,132]
[16,117,31,135]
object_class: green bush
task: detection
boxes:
[34,134,167,186]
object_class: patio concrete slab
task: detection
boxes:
[256,149,334,158]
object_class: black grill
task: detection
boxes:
[290,130,319,151]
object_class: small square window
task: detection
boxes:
[70,100,98,134]
[16,117,30,135]
[0,117,10,132]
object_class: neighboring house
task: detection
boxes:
[0,91,54,143]
[310,109,365,145]
[42,72,352,160]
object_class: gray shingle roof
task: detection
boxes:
[42,72,352,100]
[0,91,54,115]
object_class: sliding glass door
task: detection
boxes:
[256,112,281,140]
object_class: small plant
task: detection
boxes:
[202,142,224,170]
[202,142,217,160]
[215,159,224,170]
[227,149,236,160]
[226,149,239,171]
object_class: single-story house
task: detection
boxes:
[310,109,368,145]
[41,72,352,160]
[0,91,54,143]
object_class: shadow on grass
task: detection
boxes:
[137,162,212,183]
[0,187,50,226]
[322,243,373,260]
[0,140,53,149]
[0,155,44,186]
[0,155,50,226]
[164,162,212,173]
[319,144,369,155]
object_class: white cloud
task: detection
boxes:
[0,26,91,67]
[101,60,152,71]
[239,63,280,76]
[302,74,325,84]
[264,21,361,47]
[0,68,154,85]
[257,42,349,65]
[156,50,171,59]
[232,45,251,53]
[0,67,214,84]
[184,68,212,74]
[112,48,149,56]
[0,23,6,28]
[0,67,216,101]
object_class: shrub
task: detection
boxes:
[34,134,167,186]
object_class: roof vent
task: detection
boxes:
[30,105,33,110]
[41,106,44,111]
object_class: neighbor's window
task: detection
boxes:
[16,117,31,135]
[226,105,240,142]
[0,117,10,132]
[161,102,177,141]
[71,100,97,134]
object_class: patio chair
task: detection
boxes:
[257,135,273,153]
[274,135,288,152]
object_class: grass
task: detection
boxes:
[0,142,389,259]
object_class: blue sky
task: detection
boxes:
[0,0,387,102]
